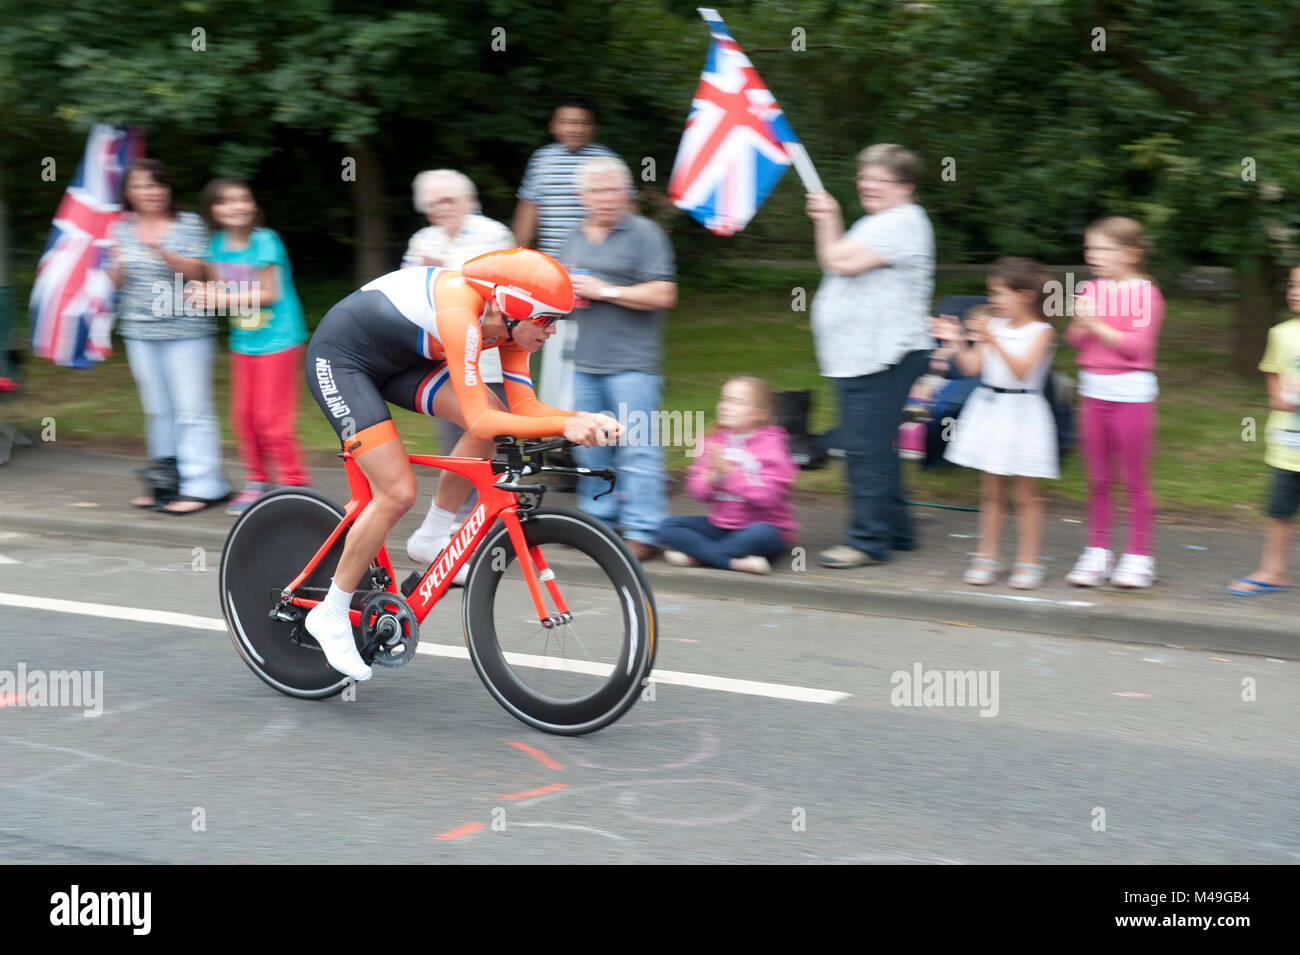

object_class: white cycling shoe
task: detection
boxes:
[304,603,372,681]
[406,529,469,586]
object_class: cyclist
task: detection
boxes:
[302,248,623,680]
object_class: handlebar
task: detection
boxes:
[490,436,617,501]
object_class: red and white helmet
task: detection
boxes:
[462,248,575,325]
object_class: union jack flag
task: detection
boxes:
[29,125,143,367]
[668,8,809,236]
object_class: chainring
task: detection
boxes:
[359,591,420,667]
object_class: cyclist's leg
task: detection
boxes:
[303,306,419,679]
[378,360,505,571]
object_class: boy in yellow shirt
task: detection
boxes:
[1229,263,1300,595]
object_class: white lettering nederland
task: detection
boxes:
[50,885,151,935]
[418,503,487,603]
[463,324,480,386]
[314,357,351,418]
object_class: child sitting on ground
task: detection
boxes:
[659,376,799,575]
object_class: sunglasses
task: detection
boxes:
[494,286,568,326]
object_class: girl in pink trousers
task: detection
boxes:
[1064,217,1165,588]
[658,376,799,575]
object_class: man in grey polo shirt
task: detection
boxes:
[560,157,678,560]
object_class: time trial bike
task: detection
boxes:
[218,437,657,735]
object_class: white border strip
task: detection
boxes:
[1,593,850,705]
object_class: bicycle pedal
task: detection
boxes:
[400,571,421,598]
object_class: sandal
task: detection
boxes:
[1009,562,1045,590]
[161,494,230,515]
[962,557,1000,585]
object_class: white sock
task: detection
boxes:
[406,521,469,587]
[419,503,456,541]
[323,581,352,616]
[305,580,371,681]
[408,504,457,567]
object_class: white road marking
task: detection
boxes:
[0,555,18,565]
[0,592,851,705]
[0,592,226,631]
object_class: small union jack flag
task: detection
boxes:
[668,8,815,236]
[29,124,143,367]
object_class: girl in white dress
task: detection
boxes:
[932,258,1058,589]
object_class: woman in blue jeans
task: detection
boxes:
[107,159,230,513]
[806,143,936,566]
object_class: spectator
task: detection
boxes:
[513,95,617,411]
[200,178,310,515]
[1228,263,1300,596]
[562,157,677,561]
[659,376,799,575]
[805,144,935,567]
[933,258,1058,589]
[1063,217,1166,588]
[107,159,230,513]
[402,169,514,526]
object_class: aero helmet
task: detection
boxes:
[461,248,575,325]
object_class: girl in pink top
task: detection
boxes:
[659,376,799,575]
[1064,217,1165,588]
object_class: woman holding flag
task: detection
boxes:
[806,144,936,569]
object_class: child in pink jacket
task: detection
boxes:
[659,376,799,575]
[1064,216,1165,589]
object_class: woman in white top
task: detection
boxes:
[933,258,1058,589]
[402,169,515,533]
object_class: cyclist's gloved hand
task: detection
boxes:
[565,412,624,448]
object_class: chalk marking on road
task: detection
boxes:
[433,821,484,841]
[507,741,564,770]
[499,783,569,801]
[944,590,1094,608]
[5,593,852,705]
[512,822,626,841]
[0,735,139,766]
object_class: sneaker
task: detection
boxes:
[819,545,882,568]
[663,549,702,568]
[730,555,772,575]
[1111,553,1156,588]
[623,539,661,561]
[1065,547,1114,587]
[226,483,267,516]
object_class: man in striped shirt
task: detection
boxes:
[513,96,617,410]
